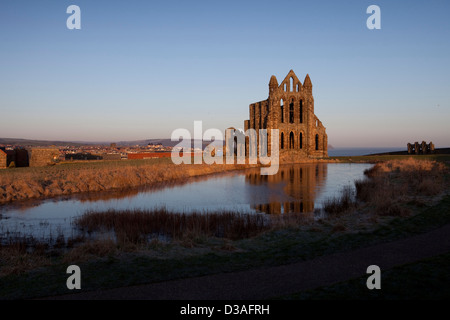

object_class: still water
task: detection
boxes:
[0,163,372,239]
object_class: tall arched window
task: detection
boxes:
[289,101,294,123]
[281,132,285,149]
[290,77,294,92]
[299,132,303,149]
[299,100,303,123]
[289,132,294,149]
[315,134,319,151]
[259,104,262,129]
[280,99,284,123]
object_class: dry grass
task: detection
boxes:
[62,239,118,263]
[0,240,51,276]
[270,212,315,229]
[355,158,447,216]
[323,186,356,216]
[320,158,447,218]
[0,160,253,204]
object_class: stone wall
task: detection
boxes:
[28,148,59,167]
[101,153,122,161]
[0,150,6,169]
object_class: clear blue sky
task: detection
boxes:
[1,0,449,147]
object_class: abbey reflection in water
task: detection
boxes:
[245,164,327,214]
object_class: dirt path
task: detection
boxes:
[44,224,450,300]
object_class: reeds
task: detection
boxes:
[356,158,446,216]
[74,209,270,244]
[323,158,447,217]
[323,186,356,216]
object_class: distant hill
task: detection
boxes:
[116,139,223,148]
[0,138,91,147]
[0,138,223,148]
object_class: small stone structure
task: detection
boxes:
[0,147,29,168]
[0,149,7,168]
[407,141,435,155]
[28,148,60,167]
[243,70,328,161]
[101,153,122,161]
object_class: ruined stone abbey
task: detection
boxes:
[244,70,328,161]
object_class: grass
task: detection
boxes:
[277,252,450,300]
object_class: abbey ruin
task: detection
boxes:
[243,70,328,161]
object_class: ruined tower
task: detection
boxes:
[244,70,328,160]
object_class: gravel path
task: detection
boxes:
[45,224,450,300]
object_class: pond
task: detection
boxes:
[0,163,372,240]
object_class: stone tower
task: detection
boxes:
[244,70,328,161]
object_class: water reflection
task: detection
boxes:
[246,164,327,214]
[0,163,372,239]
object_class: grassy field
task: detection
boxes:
[277,252,450,300]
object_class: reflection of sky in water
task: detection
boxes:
[0,163,372,238]
[315,163,372,207]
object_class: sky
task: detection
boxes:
[0,0,449,147]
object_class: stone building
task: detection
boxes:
[28,148,59,167]
[0,147,29,168]
[0,147,58,168]
[244,70,328,161]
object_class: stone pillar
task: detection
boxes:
[250,104,255,129]
[429,141,435,153]
[323,135,328,157]
[414,142,420,155]
[421,141,427,154]
[255,103,261,131]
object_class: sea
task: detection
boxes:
[328,147,403,157]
